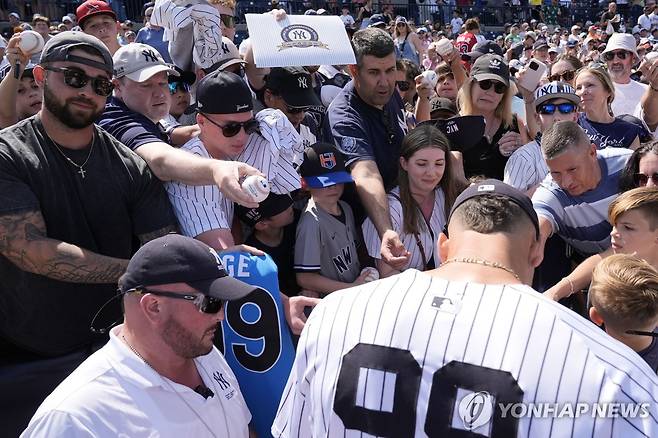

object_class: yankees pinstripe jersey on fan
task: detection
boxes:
[272,269,658,438]
[362,187,446,270]
[504,140,549,192]
[294,198,360,284]
[164,137,234,237]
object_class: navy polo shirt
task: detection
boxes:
[98,97,166,152]
[324,80,407,191]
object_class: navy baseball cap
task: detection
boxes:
[265,67,322,108]
[299,142,354,188]
[448,179,540,238]
[462,40,504,61]
[119,234,258,300]
[368,14,387,28]
[196,70,252,114]
[235,192,294,227]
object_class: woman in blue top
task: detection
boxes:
[393,16,422,66]
[574,65,642,150]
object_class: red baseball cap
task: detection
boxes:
[76,0,117,28]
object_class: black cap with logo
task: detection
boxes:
[462,40,504,61]
[265,67,322,108]
[299,142,354,189]
[470,54,510,87]
[40,31,113,75]
[235,192,294,227]
[197,70,253,114]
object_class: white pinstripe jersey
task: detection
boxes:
[504,140,549,192]
[362,187,446,271]
[272,269,658,438]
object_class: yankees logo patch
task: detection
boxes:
[278,24,329,51]
[297,76,308,89]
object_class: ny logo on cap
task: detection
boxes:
[489,58,501,70]
[319,152,336,169]
[298,76,308,89]
[208,248,223,271]
[142,49,159,63]
[221,42,230,55]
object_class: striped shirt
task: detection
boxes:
[272,269,658,438]
[504,140,549,192]
[362,187,446,270]
[532,147,631,256]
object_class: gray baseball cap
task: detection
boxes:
[40,31,113,75]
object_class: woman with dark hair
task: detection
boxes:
[362,125,466,277]
[574,66,642,150]
[547,54,583,87]
[619,141,658,191]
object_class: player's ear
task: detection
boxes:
[529,235,544,268]
[438,230,449,263]
[254,220,268,231]
[140,294,164,324]
[589,306,604,326]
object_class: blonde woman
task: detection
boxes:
[457,54,529,180]
[574,65,642,150]
[392,16,423,65]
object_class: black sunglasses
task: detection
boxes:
[132,288,224,313]
[202,114,259,137]
[220,13,235,28]
[548,69,575,82]
[168,81,191,94]
[477,79,507,94]
[43,66,114,97]
[396,80,411,91]
[537,102,577,115]
[626,330,658,337]
[603,50,630,61]
[634,172,658,186]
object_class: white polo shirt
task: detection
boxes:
[21,325,251,438]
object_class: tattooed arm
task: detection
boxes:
[0,209,129,283]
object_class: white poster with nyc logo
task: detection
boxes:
[245,14,356,68]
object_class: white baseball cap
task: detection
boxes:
[112,43,178,82]
[602,32,638,58]
[203,36,247,74]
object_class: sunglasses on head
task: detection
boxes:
[202,114,260,137]
[43,66,114,97]
[477,79,507,94]
[396,80,411,91]
[131,288,225,313]
[537,102,577,115]
[634,172,658,186]
[220,13,235,28]
[603,50,630,61]
[168,81,191,94]
[547,69,575,82]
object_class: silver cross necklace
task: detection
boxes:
[50,133,95,179]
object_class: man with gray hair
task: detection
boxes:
[532,121,632,257]
[324,27,410,271]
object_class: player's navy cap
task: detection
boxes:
[40,31,113,75]
[265,67,322,108]
[448,180,540,238]
[299,142,354,189]
[197,70,253,114]
[461,40,504,61]
[235,192,294,227]
[119,234,258,301]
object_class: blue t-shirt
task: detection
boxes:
[577,113,643,149]
[135,26,172,64]
[98,97,166,151]
[324,80,407,191]
[532,147,632,256]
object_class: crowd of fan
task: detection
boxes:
[1,0,658,435]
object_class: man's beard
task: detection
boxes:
[161,313,216,359]
[43,84,104,129]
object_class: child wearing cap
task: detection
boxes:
[235,192,301,297]
[294,143,369,297]
[504,81,580,195]
[589,254,658,373]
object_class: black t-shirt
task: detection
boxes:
[638,330,658,374]
[98,97,167,151]
[0,116,176,357]
[244,217,300,297]
[462,116,519,180]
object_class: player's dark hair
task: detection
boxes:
[352,28,395,68]
[398,124,466,236]
[549,54,582,76]
[541,120,590,160]
[400,59,421,83]
[619,141,658,192]
[453,194,533,236]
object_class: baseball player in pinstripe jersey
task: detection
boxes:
[273,179,658,438]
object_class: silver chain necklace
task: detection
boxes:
[441,257,521,281]
[121,335,218,437]
[50,134,94,179]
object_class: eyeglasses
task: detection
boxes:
[396,80,411,91]
[43,66,114,97]
[634,172,658,186]
[548,69,576,82]
[201,114,260,137]
[477,79,507,94]
[130,288,224,313]
[537,102,577,115]
[603,50,630,61]
[220,14,235,28]
[168,82,191,94]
